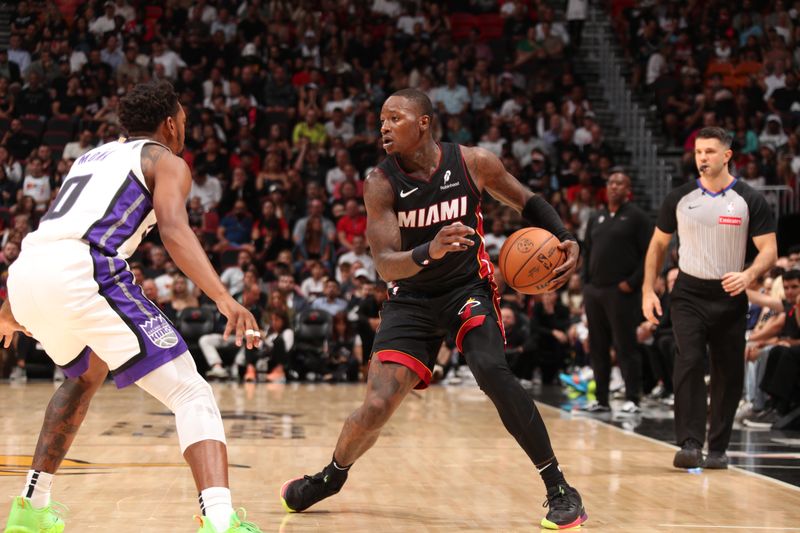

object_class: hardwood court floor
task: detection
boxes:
[1,381,799,532]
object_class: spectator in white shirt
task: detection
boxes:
[434,71,470,116]
[21,157,51,213]
[763,61,787,101]
[478,126,507,158]
[188,0,218,25]
[299,260,328,301]
[325,149,358,196]
[89,2,117,37]
[397,5,425,35]
[372,0,401,17]
[188,166,223,211]
[325,108,355,143]
[151,38,186,81]
[210,7,237,43]
[100,35,125,72]
[323,86,354,119]
[113,0,135,22]
[511,122,541,168]
[338,235,375,282]
[8,35,31,76]
[62,130,95,161]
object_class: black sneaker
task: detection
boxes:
[673,439,703,469]
[703,451,729,469]
[280,465,347,512]
[540,484,588,530]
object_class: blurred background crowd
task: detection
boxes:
[0,0,798,431]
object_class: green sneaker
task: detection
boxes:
[195,508,262,532]
[4,496,65,533]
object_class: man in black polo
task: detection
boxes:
[580,171,652,414]
[642,127,777,470]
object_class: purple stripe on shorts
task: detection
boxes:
[60,346,92,379]
[84,174,153,256]
[90,248,187,388]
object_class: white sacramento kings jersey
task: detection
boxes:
[23,139,163,259]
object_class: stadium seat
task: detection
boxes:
[448,13,477,40]
[477,13,505,41]
[20,117,45,141]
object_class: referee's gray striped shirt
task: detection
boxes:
[656,179,774,280]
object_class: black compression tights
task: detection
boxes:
[462,320,557,469]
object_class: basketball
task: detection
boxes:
[498,227,566,294]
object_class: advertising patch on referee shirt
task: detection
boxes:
[719,216,742,226]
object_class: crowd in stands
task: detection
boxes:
[0,0,613,384]
[610,0,800,188]
[0,0,797,433]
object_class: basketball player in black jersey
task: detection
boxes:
[281,89,587,529]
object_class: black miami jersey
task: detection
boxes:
[376,142,493,294]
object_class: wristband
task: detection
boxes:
[411,242,433,267]
[522,195,576,242]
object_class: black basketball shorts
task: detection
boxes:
[372,279,504,389]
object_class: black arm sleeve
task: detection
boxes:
[522,195,576,242]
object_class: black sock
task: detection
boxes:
[326,456,351,484]
[537,458,566,490]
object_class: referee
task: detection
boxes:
[642,127,777,470]
[581,171,652,413]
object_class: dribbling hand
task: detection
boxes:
[429,222,475,260]
[642,290,662,326]
[218,297,263,349]
[548,240,580,290]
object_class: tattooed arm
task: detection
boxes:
[31,354,108,473]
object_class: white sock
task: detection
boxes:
[22,470,54,509]
[199,487,233,532]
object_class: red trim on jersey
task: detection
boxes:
[457,145,482,200]
[455,315,486,352]
[473,204,493,280]
[488,276,506,343]
[471,202,507,344]
[376,349,432,389]
[390,142,444,184]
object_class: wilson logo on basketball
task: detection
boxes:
[516,238,534,253]
[718,216,742,226]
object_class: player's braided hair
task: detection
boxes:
[119,80,180,135]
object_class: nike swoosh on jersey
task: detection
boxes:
[400,187,419,198]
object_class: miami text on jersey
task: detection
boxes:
[397,195,468,228]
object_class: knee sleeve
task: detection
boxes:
[136,352,226,453]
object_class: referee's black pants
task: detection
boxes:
[671,271,747,452]
[584,283,643,406]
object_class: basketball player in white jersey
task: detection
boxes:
[1,81,264,533]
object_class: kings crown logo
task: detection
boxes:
[139,316,179,349]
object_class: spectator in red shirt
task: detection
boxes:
[336,198,367,253]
